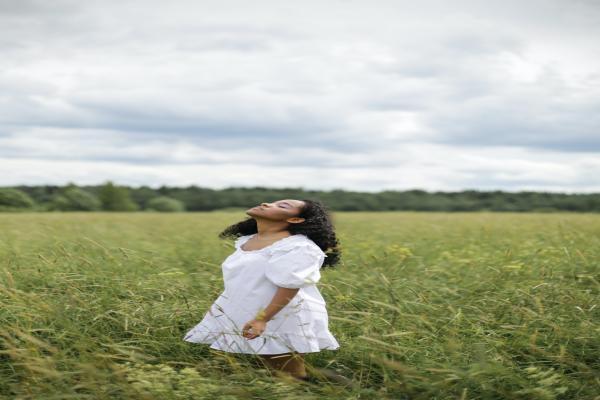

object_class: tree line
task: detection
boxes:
[0,182,598,212]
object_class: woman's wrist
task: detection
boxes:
[254,308,269,321]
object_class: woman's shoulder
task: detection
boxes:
[268,234,326,258]
[233,233,325,257]
[233,234,254,249]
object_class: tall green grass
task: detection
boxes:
[1,212,598,399]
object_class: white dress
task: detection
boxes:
[182,233,340,355]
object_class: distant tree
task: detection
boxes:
[145,196,186,212]
[16,185,58,205]
[0,188,36,211]
[130,185,160,209]
[98,181,139,211]
[157,185,170,196]
[2,184,600,213]
[48,185,102,211]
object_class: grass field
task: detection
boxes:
[0,211,598,399]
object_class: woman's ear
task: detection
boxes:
[287,217,305,224]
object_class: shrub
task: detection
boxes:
[145,196,186,212]
[98,181,139,211]
[48,187,102,211]
[0,188,36,211]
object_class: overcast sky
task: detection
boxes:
[1,0,599,193]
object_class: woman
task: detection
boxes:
[183,199,341,382]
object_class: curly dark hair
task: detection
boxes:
[218,199,341,268]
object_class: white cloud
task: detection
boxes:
[0,0,599,192]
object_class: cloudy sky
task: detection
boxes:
[1,0,599,193]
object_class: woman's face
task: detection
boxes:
[246,199,305,221]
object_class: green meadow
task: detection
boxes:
[0,211,598,399]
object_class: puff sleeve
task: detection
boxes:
[265,243,326,289]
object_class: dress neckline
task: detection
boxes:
[238,233,301,253]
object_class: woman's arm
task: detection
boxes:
[242,287,299,339]
[257,287,299,321]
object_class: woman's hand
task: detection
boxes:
[242,319,267,340]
